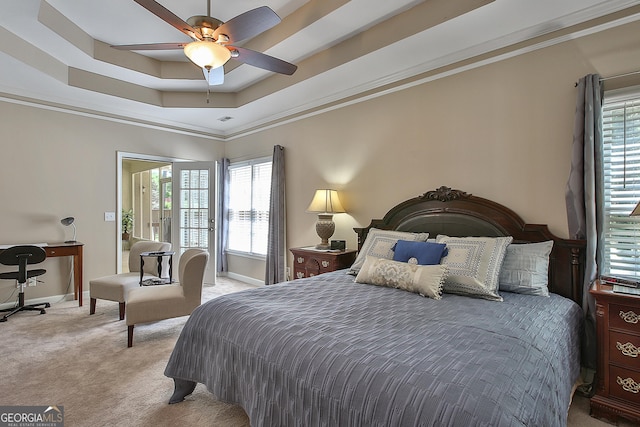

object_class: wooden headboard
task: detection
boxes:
[354,186,586,304]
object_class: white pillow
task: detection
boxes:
[498,241,553,296]
[349,228,429,275]
[355,256,447,299]
[436,235,513,301]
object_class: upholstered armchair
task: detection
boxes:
[126,248,208,347]
[89,240,171,320]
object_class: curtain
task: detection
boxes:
[265,145,286,285]
[565,74,603,389]
[216,158,230,273]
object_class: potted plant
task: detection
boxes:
[122,209,134,240]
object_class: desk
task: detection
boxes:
[44,242,84,307]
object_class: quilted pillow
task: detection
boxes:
[348,228,429,275]
[498,241,554,296]
[436,235,513,301]
[354,256,447,299]
[392,240,448,265]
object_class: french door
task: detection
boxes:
[171,162,216,284]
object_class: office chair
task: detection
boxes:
[0,245,49,322]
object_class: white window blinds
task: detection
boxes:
[228,159,272,255]
[602,95,640,277]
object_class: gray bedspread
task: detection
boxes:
[165,270,582,427]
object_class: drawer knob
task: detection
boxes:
[617,376,640,394]
[322,260,329,268]
[297,257,304,264]
[616,341,640,358]
[296,272,304,279]
[619,310,640,324]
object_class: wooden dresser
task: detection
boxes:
[290,247,357,279]
[590,280,640,424]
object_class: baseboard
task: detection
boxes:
[0,291,89,310]
[223,272,264,287]
[0,275,267,310]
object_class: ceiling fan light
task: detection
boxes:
[184,41,231,69]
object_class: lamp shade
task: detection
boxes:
[632,201,640,216]
[60,217,74,226]
[306,189,346,214]
[183,41,231,70]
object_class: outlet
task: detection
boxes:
[27,277,38,287]
[105,212,116,221]
[286,267,291,280]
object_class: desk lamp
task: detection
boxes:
[306,189,346,250]
[61,217,76,243]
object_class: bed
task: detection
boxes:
[164,186,586,426]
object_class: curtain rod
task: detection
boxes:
[574,70,640,87]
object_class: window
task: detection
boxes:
[227,158,272,256]
[602,93,640,277]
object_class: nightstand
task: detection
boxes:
[290,247,357,279]
[590,280,640,424]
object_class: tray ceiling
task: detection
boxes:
[1,0,639,139]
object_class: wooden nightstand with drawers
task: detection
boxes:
[590,280,640,424]
[290,247,357,280]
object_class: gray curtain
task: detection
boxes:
[565,74,603,381]
[265,145,286,285]
[216,158,230,273]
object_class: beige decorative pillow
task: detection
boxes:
[436,235,513,301]
[354,256,447,299]
[349,228,429,275]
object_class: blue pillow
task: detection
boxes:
[392,240,448,265]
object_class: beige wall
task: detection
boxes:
[0,104,223,300]
[225,20,640,280]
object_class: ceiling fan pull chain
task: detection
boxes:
[206,68,211,104]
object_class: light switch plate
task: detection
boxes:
[105,212,116,221]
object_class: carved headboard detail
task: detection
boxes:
[354,186,586,304]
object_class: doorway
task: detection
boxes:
[117,152,217,284]
[120,157,172,272]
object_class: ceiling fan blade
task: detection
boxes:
[214,6,280,44]
[111,42,187,51]
[203,66,224,86]
[230,47,297,75]
[134,0,202,40]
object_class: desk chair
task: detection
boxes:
[0,245,49,322]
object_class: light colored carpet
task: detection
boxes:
[0,278,623,426]
[0,278,254,427]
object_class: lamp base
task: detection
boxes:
[315,214,335,251]
[64,240,77,244]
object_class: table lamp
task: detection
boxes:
[306,189,346,250]
[61,217,76,243]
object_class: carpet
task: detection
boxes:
[0,280,252,427]
[0,279,626,427]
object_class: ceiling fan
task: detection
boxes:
[111,0,297,84]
